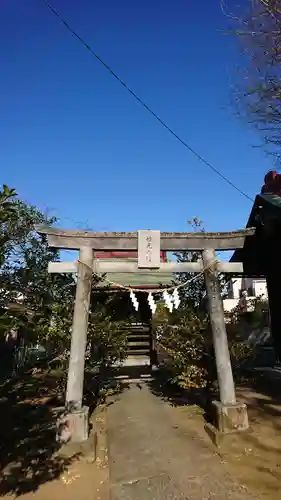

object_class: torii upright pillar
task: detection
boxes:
[203,249,249,441]
[59,246,93,443]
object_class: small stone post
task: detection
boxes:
[58,246,93,443]
[202,249,248,438]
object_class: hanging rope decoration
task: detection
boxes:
[162,290,173,313]
[172,288,181,309]
[129,287,180,315]
[92,258,217,293]
[147,292,157,314]
[130,290,139,311]
[81,256,219,315]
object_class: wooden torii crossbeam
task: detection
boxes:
[37,226,254,251]
[48,260,245,275]
[36,225,255,443]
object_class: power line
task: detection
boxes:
[42,0,254,203]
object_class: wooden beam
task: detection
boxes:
[36,225,255,251]
[48,260,244,274]
[49,261,78,273]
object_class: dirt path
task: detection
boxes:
[3,370,280,499]
[224,383,281,500]
[106,381,257,500]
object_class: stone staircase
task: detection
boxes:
[124,322,151,367]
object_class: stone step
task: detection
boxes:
[128,349,150,356]
[128,341,150,347]
[126,333,150,338]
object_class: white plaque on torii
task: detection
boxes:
[137,230,161,269]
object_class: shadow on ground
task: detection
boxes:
[218,371,281,499]
[107,364,217,420]
[147,366,213,413]
[0,369,88,497]
[0,371,78,497]
[0,364,127,497]
[237,369,281,424]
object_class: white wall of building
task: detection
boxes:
[223,298,241,313]
[223,277,268,313]
[253,280,268,298]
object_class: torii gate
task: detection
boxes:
[36,225,254,442]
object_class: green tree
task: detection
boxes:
[0,184,17,216]
[159,311,209,389]
[0,197,75,355]
[0,184,17,266]
[0,186,129,378]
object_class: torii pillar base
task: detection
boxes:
[56,406,89,443]
[205,400,249,448]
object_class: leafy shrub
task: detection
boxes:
[157,311,210,389]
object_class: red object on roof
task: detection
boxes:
[261,170,281,196]
[94,251,167,262]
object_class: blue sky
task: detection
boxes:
[0,0,273,235]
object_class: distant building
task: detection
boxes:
[223,277,268,313]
